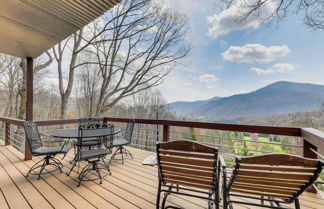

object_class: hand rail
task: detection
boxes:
[103,117,301,136]
[0,116,323,163]
[0,117,25,126]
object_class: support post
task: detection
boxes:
[5,122,10,145]
[303,139,317,159]
[163,125,170,142]
[25,57,33,160]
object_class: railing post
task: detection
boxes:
[5,122,10,146]
[303,139,317,159]
[103,117,108,123]
[24,57,33,161]
[163,125,170,142]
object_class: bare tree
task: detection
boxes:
[52,31,83,119]
[80,0,190,116]
[0,54,21,117]
[53,0,189,119]
[17,52,52,119]
[0,52,52,119]
[75,60,101,117]
[217,0,324,29]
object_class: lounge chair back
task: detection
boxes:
[157,140,218,190]
[229,153,324,203]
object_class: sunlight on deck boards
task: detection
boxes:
[0,143,323,209]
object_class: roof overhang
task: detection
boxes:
[0,0,120,58]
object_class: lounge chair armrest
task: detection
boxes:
[219,155,227,168]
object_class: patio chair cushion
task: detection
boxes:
[34,145,71,155]
[79,148,108,161]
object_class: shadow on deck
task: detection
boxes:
[0,143,323,209]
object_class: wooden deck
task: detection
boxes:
[0,143,323,209]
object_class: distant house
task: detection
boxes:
[243,133,250,137]
[251,133,258,139]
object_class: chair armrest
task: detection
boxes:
[218,155,229,193]
[219,155,227,168]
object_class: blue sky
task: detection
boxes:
[157,0,324,102]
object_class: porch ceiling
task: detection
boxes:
[0,0,120,58]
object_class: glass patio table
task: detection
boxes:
[51,127,121,139]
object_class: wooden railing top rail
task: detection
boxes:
[1,116,324,159]
[103,117,301,137]
[0,117,25,126]
[302,128,324,154]
[35,118,95,126]
[0,116,302,136]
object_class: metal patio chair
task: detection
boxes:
[156,140,220,209]
[109,119,135,164]
[221,153,324,209]
[72,118,102,150]
[24,121,71,180]
[69,118,106,165]
[67,124,110,187]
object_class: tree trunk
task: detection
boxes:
[17,58,26,120]
[60,96,68,119]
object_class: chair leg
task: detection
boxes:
[95,163,103,184]
[124,148,133,159]
[101,157,111,175]
[109,148,118,163]
[208,193,213,209]
[26,157,45,177]
[110,146,133,164]
[67,160,77,176]
[223,190,228,209]
[121,147,124,164]
[77,163,92,187]
[161,186,172,209]
[214,190,219,209]
[156,180,162,209]
[294,199,300,209]
[37,160,47,180]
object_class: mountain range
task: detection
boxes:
[168,81,324,122]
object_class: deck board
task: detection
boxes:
[0,151,52,209]
[0,144,323,209]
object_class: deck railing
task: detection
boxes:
[0,116,323,158]
[0,116,324,194]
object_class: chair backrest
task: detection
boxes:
[23,121,42,154]
[79,117,102,129]
[157,140,218,190]
[228,153,324,203]
[124,119,135,143]
[77,120,113,159]
[101,123,114,149]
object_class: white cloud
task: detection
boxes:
[250,67,274,75]
[222,44,290,63]
[207,0,277,39]
[199,74,218,83]
[250,63,297,75]
[272,63,296,72]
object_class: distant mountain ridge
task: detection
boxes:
[168,81,324,121]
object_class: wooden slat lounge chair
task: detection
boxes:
[220,153,324,209]
[156,140,219,209]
